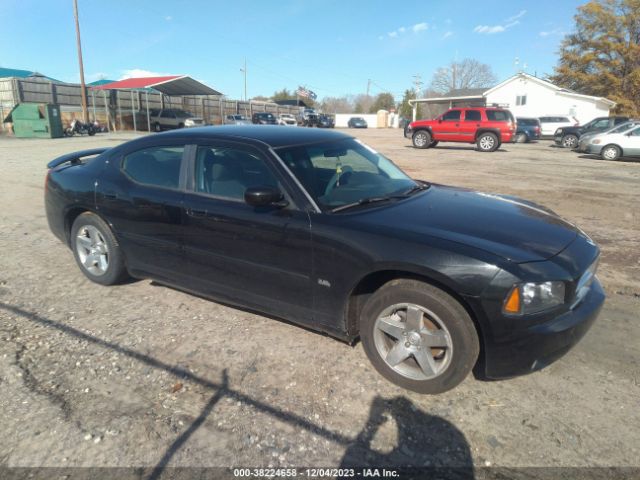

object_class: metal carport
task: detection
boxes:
[91,76,222,131]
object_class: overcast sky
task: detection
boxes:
[0,0,586,100]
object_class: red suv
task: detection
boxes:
[406,107,516,152]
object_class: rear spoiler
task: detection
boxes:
[46,148,110,169]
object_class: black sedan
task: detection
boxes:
[45,126,604,394]
[348,117,368,128]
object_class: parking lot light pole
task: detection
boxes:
[73,0,89,123]
[240,59,247,101]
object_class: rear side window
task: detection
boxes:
[465,110,481,121]
[518,118,538,126]
[122,146,184,189]
[486,110,510,122]
[442,110,461,121]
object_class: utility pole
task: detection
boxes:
[73,0,89,122]
[411,74,423,122]
[240,59,247,101]
[366,79,371,97]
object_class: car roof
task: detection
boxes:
[152,125,353,148]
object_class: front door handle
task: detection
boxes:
[186,208,208,217]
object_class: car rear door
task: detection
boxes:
[623,126,640,156]
[460,109,482,141]
[181,141,314,321]
[96,141,188,282]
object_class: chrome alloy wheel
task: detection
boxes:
[373,303,453,381]
[75,225,109,276]
[479,135,496,151]
[413,131,428,147]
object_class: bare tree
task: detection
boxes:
[430,59,498,94]
[320,96,354,113]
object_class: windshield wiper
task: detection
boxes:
[330,195,405,213]
[402,182,430,196]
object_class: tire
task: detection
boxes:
[71,212,129,286]
[88,128,96,136]
[515,132,528,143]
[430,140,439,148]
[476,132,499,152]
[178,123,185,129]
[154,122,162,132]
[601,144,621,161]
[562,134,579,149]
[412,130,432,149]
[360,279,479,394]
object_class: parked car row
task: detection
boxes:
[573,121,640,160]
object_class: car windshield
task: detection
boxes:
[276,138,418,211]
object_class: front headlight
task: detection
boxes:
[185,119,195,126]
[555,129,562,135]
[503,281,566,315]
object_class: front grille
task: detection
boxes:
[571,258,599,309]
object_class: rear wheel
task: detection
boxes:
[71,212,128,286]
[412,130,432,149]
[476,132,499,152]
[515,132,528,143]
[601,144,621,161]
[360,279,479,394]
[562,134,579,149]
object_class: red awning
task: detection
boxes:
[90,75,222,96]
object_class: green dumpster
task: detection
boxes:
[2,103,64,138]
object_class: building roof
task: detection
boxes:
[440,87,488,98]
[91,75,222,96]
[274,99,309,107]
[412,72,616,107]
[87,79,116,86]
[0,67,59,82]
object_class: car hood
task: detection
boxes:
[354,185,579,263]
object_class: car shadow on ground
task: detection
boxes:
[0,302,475,479]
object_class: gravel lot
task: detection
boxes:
[0,130,638,475]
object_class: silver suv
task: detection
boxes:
[150,109,204,132]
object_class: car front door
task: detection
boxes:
[432,109,462,141]
[181,141,314,321]
[96,142,187,282]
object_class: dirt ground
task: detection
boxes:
[0,129,638,476]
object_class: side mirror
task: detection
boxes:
[244,186,288,208]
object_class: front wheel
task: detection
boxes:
[476,132,499,152]
[562,134,579,149]
[601,144,621,161]
[412,130,432,149]
[71,212,129,286]
[360,279,479,394]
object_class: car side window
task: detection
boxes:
[486,110,509,122]
[465,110,481,122]
[194,146,279,201]
[442,110,461,121]
[122,146,184,189]
[629,127,640,136]
[161,111,175,119]
[592,119,610,129]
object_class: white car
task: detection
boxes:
[277,113,297,126]
[584,124,640,160]
[538,115,578,136]
[576,121,640,152]
[225,114,251,125]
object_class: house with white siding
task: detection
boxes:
[410,72,616,124]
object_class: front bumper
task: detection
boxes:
[554,135,564,145]
[585,144,603,155]
[482,278,605,379]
